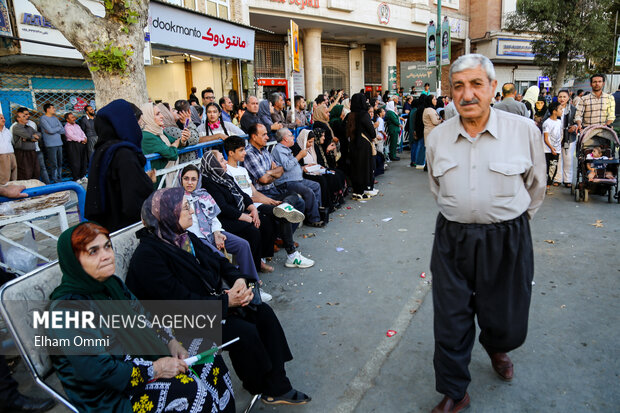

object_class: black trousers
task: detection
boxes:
[431,212,534,401]
[65,141,88,180]
[257,204,296,255]
[223,303,293,396]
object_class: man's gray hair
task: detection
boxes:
[449,54,496,85]
[275,127,291,143]
[246,95,258,104]
[269,92,283,106]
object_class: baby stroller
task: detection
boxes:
[573,125,619,203]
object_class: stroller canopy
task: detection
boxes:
[577,125,620,150]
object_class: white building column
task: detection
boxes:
[303,28,322,100]
[380,38,397,94]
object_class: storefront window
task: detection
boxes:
[364,46,381,85]
[205,0,229,19]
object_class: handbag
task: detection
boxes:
[361,133,377,156]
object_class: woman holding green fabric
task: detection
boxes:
[49,222,234,413]
[141,103,190,187]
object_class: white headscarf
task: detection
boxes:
[296,129,317,165]
[141,103,178,187]
[385,101,396,113]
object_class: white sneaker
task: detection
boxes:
[274,202,305,223]
[285,251,315,268]
[364,189,379,197]
[259,288,273,302]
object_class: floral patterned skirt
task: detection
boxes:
[128,338,235,413]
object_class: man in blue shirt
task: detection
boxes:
[219,96,233,123]
[271,128,324,227]
[39,103,64,182]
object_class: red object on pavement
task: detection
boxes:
[346,207,352,209]
[386,330,397,337]
[420,272,426,278]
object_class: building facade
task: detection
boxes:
[246,0,469,100]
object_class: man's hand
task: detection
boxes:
[214,231,226,250]
[271,122,283,130]
[551,148,557,156]
[167,339,189,360]
[0,185,28,199]
[568,125,577,134]
[147,169,157,183]
[178,110,192,125]
[249,208,260,228]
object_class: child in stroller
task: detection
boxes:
[586,146,615,181]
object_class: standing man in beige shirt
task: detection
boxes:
[426,54,546,413]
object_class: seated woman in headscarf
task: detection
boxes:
[197,103,244,141]
[293,129,346,211]
[200,150,276,274]
[141,103,190,187]
[126,188,311,405]
[85,99,155,232]
[258,99,282,133]
[49,222,234,413]
[158,102,200,164]
[177,164,274,297]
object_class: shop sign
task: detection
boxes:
[364,85,382,92]
[257,78,288,86]
[426,21,436,67]
[378,3,390,25]
[400,62,436,94]
[149,1,255,61]
[290,20,299,72]
[0,0,12,37]
[13,0,103,59]
[269,0,320,11]
[496,38,534,58]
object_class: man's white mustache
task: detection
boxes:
[459,99,480,106]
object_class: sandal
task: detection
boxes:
[552,182,560,187]
[260,262,274,273]
[564,183,572,188]
[262,389,311,405]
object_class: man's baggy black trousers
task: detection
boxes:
[430,212,534,401]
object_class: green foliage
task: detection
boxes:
[86,42,134,75]
[103,0,139,31]
[505,0,616,83]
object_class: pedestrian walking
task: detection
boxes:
[425,54,546,413]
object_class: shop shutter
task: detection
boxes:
[321,45,349,94]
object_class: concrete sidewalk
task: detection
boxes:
[14,159,620,413]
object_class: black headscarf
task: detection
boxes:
[200,151,246,212]
[86,99,144,216]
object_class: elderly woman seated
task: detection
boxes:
[49,222,234,412]
[125,188,311,406]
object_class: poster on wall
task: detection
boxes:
[388,65,397,94]
[400,62,436,94]
[426,21,436,67]
[440,16,451,66]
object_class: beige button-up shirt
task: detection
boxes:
[426,108,546,224]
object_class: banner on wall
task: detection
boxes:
[388,65,397,94]
[149,1,255,61]
[0,0,13,37]
[440,16,451,66]
[426,21,436,67]
[400,62,436,94]
[290,20,299,72]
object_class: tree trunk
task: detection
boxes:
[28,0,149,109]
[553,50,569,96]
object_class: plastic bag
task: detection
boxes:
[4,233,38,274]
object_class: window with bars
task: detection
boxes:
[254,41,286,78]
[205,0,229,19]
[364,46,381,84]
[321,45,349,93]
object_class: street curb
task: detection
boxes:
[333,275,433,413]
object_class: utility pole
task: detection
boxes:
[436,0,442,95]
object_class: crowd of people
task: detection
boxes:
[0,53,619,412]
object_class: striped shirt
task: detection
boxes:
[574,92,616,126]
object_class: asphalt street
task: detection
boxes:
[15,156,620,413]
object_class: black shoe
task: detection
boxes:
[307,220,324,228]
[410,162,416,167]
[0,394,56,413]
[390,156,401,161]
